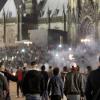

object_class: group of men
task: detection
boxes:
[1,57,100,100]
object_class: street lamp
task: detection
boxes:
[68,48,72,51]
[81,38,91,45]
[21,48,25,53]
[58,44,62,48]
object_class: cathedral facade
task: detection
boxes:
[0,0,100,46]
[35,0,100,45]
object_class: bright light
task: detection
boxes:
[5,56,7,60]
[58,44,62,48]
[70,62,77,68]
[17,51,19,54]
[13,72,16,76]
[55,53,59,57]
[2,58,4,61]
[21,49,25,53]
[69,54,75,60]
[69,48,72,51]
[12,56,14,61]
[81,38,91,43]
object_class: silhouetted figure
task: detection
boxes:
[41,65,49,100]
[48,67,64,100]
[85,57,100,100]
[22,61,44,100]
[16,67,23,97]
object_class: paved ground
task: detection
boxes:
[10,81,67,100]
[10,82,25,100]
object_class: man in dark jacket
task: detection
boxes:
[22,61,44,100]
[40,65,48,100]
[85,57,100,100]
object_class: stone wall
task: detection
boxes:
[0,23,17,47]
[6,23,17,46]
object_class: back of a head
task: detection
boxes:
[23,67,26,70]
[63,66,67,72]
[41,65,45,71]
[31,61,37,67]
[53,67,59,76]
[87,66,92,72]
[49,66,52,70]
[70,66,77,72]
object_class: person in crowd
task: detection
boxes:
[22,61,44,100]
[22,67,27,79]
[48,66,53,79]
[48,67,64,100]
[86,66,92,76]
[77,65,87,100]
[40,65,49,100]
[64,64,85,100]
[85,57,100,100]
[0,63,17,100]
[16,67,23,97]
[0,63,9,100]
[61,66,68,82]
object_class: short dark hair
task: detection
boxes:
[53,67,59,75]
[41,65,45,71]
[31,61,36,66]
[63,66,67,72]
[49,66,52,69]
[87,66,92,71]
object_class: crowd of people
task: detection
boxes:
[0,57,100,100]
[0,45,100,100]
[0,44,49,68]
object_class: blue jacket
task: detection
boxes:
[48,75,64,97]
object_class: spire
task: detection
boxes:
[48,8,51,29]
[63,5,66,31]
[14,0,25,12]
[0,0,7,11]
[77,0,81,18]
[3,9,6,44]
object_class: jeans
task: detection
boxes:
[67,95,80,100]
[41,91,48,100]
[26,94,40,100]
[17,81,22,97]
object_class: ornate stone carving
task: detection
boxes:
[78,0,99,39]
